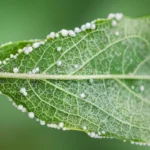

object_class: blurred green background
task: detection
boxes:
[0,0,150,150]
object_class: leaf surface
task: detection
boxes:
[0,15,150,145]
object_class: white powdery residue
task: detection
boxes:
[60,29,69,37]
[13,67,19,73]
[28,112,34,119]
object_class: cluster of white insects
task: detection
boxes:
[0,12,149,146]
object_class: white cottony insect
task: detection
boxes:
[115,31,120,36]
[111,20,117,26]
[59,122,64,128]
[28,112,34,119]
[83,126,87,130]
[48,32,56,39]
[74,64,79,69]
[57,47,62,52]
[57,60,62,66]
[115,13,123,21]
[20,87,26,94]
[85,23,91,29]
[3,61,6,65]
[13,67,19,73]
[60,29,69,37]
[74,27,81,33]
[108,13,115,19]
[81,25,86,31]
[68,30,76,37]
[140,85,144,92]
[40,120,46,126]
[91,23,96,30]
[80,93,86,98]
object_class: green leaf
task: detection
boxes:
[0,14,150,145]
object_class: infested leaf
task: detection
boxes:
[0,14,150,145]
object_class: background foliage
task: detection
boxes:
[0,0,150,150]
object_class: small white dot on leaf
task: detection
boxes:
[28,112,34,119]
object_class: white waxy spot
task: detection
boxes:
[36,118,39,122]
[57,60,62,66]
[35,67,40,73]
[22,107,26,113]
[85,23,91,29]
[131,85,135,90]
[49,32,56,39]
[20,87,26,94]
[18,49,23,53]
[74,64,79,69]
[140,85,144,92]
[28,112,34,119]
[108,13,115,19]
[3,61,6,65]
[83,126,87,130]
[90,132,96,138]
[68,30,76,37]
[32,42,40,48]
[115,13,123,21]
[89,79,94,84]
[10,54,14,58]
[40,120,46,126]
[55,33,59,38]
[74,27,81,33]
[59,122,64,128]
[112,20,117,26]
[23,92,28,96]
[102,131,106,134]
[80,93,85,98]
[115,31,120,36]
[81,25,86,31]
[63,127,67,131]
[13,67,19,73]
[18,105,23,110]
[61,29,69,37]
[91,23,96,30]
[57,47,62,52]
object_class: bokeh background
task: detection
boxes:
[0,0,150,150]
